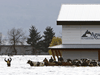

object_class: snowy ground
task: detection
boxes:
[0,55,100,75]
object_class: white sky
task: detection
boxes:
[0,0,100,39]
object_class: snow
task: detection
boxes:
[0,55,100,75]
[57,4,100,21]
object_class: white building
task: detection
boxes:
[49,4,100,61]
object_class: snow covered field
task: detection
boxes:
[0,55,100,75]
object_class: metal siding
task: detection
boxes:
[81,51,98,60]
[62,25,100,44]
[62,51,98,61]
[62,25,81,44]
[57,5,100,21]
[62,51,81,60]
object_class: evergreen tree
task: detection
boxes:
[27,26,42,54]
[42,26,55,52]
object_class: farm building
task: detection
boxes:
[0,45,49,55]
[49,4,100,61]
[0,45,33,55]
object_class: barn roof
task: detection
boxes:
[57,4,100,25]
[49,44,100,49]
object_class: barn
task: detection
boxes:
[49,4,100,61]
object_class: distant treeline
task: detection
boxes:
[1,26,62,55]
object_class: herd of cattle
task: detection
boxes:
[27,57,100,67]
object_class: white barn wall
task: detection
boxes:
[62,50,98,61]
[62,25,100,44]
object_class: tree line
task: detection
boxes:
[26,26,55,55]
[1,25,62,55]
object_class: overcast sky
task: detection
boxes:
[0,0,100,39]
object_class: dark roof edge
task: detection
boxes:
[57,21,100,25]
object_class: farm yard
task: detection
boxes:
[0,55,100,75]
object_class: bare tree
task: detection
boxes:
[8,28,26,55]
